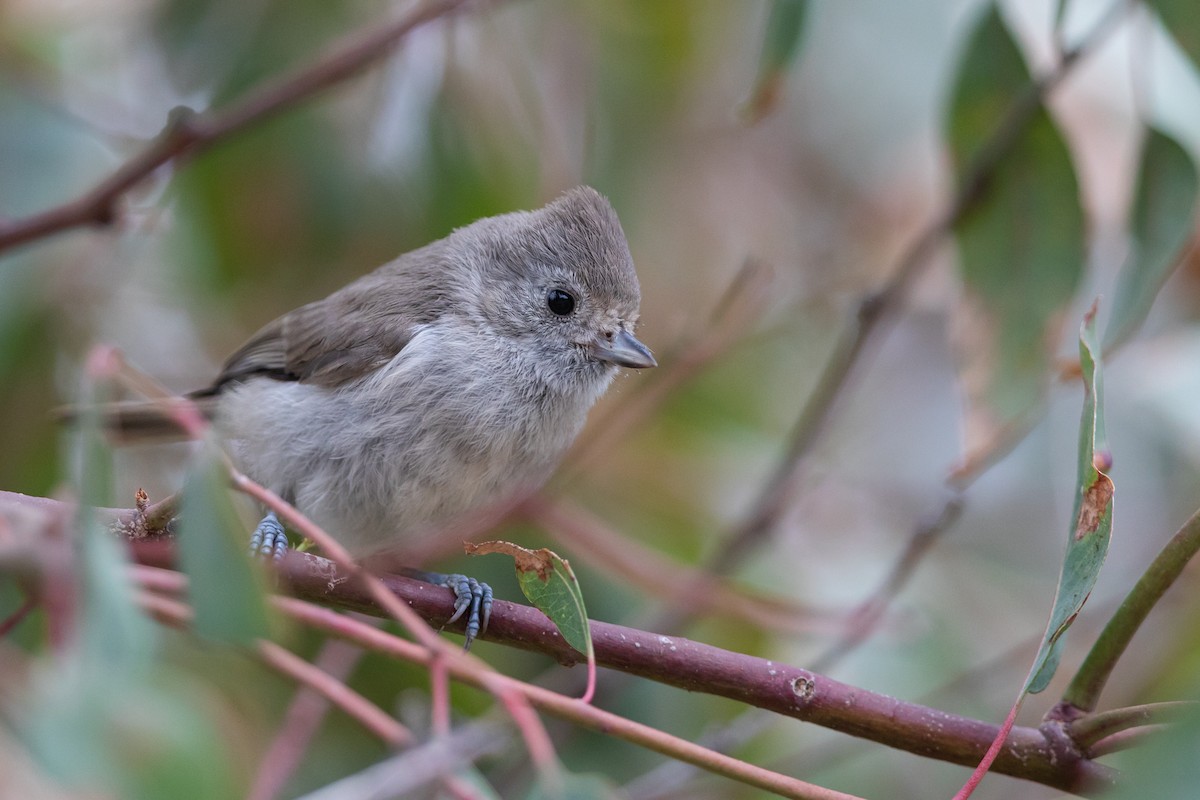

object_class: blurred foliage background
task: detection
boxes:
[3,0,1200,798]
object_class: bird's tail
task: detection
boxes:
[55,395,218,442]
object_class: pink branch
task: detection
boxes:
[3,489,1117,794]
[229,471,564,783]
[247,639,366,800]
[272,551,1114,794]
[276,597,862,800]
[135,590,410,749]
[257,639,412,748]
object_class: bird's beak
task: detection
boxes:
[588,329,657,369]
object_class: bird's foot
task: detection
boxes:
[406,569,493,650]
[248,510,288,561]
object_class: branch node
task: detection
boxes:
[1038,711,1086,774]
[163,105,205,147]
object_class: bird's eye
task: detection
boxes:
[546,289,576,316]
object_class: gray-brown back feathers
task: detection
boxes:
[208,186,638,393]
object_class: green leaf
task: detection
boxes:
[1103,127,1199,350]
[1026,303,1114,694]
[742,0,808,122]
[19,384,236,799]
[72,362,156,672]
[78,516,158,674]
[467,541,593,659]
[179,439,272,645]
[1149,0,1200,70]
[73,353,115,512]
[21,665,237,800]
[947,4,1086,466]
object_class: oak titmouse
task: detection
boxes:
[177,186,654,640]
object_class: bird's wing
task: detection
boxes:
[208,269,430,392]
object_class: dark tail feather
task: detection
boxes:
[54,396,218,442]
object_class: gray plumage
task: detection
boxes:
[210,186,653,556]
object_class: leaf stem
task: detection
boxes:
[1069,701,1197,747]
[1085,724,1170,758]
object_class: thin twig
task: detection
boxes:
[128,563,187,594]
[953,698,1024,800]
[623,710,775,800]
[0,0,473,254]
[431,652,452,737]
[1085,724,1170,758]
[277,596,865,800]
[130,563,469,800]
[248,639,369,800]
[1069,701,1198,748]
[257,640,413,748]
[524,495,842,636]
[294,721,512,800]
[135,591,412,748]
[228,470,564,787]
[111,352,210,439]
[0,595,35,638]
[809,492,964,672]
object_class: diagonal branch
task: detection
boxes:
[135,588,411,747]
[294,719,511,800]
[0,0,473,255]
[275,596,863,800]
[808,492,964,672]
[130,550,859,800]
[247,638,367,800]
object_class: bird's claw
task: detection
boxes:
[438,573,493,649]
[248,510,288,561]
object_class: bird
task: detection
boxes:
[138,186,654,646]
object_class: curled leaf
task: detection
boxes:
[467,540,592,660]
[1026,301,1114,694]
